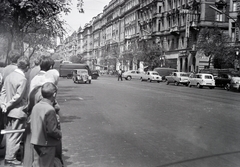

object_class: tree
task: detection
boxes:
[69,54,84,63]
[196,27,234,68]
[0,0,72,64]
[138,39,163,70]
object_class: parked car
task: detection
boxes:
[226,76,240,92]
[188,73,215,89]
[91,70,100,79]
[140,71,162,82]
[72,69,92,84]
[122,70,144,80]
[153,67,178,81]
[165,72,190,86]
[214,73,232,89]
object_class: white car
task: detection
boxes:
[141,71,162,82]
[165,72,189,86]
[122,70,145,80]
[188,73,215,89]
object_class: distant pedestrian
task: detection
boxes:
[0,56,30,165]
[30,82,62,167]
[118,69,123,81]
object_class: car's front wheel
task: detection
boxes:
[197,83,202,88]
[174,81,179,86]
[127,76,132,80]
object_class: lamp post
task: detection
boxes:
[235,48,240,71]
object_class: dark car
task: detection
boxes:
[214,73,232,89]
[91,70,100,79]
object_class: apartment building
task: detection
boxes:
[56,0,232,72]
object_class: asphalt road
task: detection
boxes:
[57,76,240,167]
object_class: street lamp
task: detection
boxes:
[235,48,240,71]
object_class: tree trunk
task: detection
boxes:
[208,55,212,68]
[5,33,14,65]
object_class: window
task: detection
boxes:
[159,6,162,13]
[216,12,223,22]
[233,2,237,12]
[181,37,184,48]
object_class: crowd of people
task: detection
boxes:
[0,50,63,167]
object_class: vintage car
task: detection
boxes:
[188,73,215,89]
[226,76,240,92]
[122,70,145,80]
[153,67,178,81]
[72,69,92,84]
[140,71,162,82]
[165,72,190,86]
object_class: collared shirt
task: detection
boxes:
[29,71,47,94]
[2,64,18,82]
[14,68,25,77]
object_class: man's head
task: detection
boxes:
[34,56,42,66]
[9,50,21,64]
[40,56,54,71]
[41,82,58,100]
[17,56,30,72]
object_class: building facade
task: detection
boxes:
[55,0,233,73]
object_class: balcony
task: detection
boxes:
[170,25,180,36]
[190,21,199,31]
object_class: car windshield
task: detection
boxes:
[152,72,159,75]
[77,70,87,74]
[204,75,213,79]
[180,73,189,77]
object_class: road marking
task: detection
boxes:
[78,97,83,100]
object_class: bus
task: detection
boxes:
[56,63,91,78]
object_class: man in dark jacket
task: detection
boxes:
[30,82,62,167]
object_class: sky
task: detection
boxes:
[62,0,110,36]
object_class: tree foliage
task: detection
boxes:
[138,39,163,70]
[0,0,72,63]
[196,27,235,68]
[69,54,84,63]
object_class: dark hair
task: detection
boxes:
[40,56,54,71]
[17,56,30,70]
[9,50,21,63]
[41,82,57,98]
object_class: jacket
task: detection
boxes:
[0,69,27,119]
[30,98,61,147]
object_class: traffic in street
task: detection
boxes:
[57,75,240,167]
